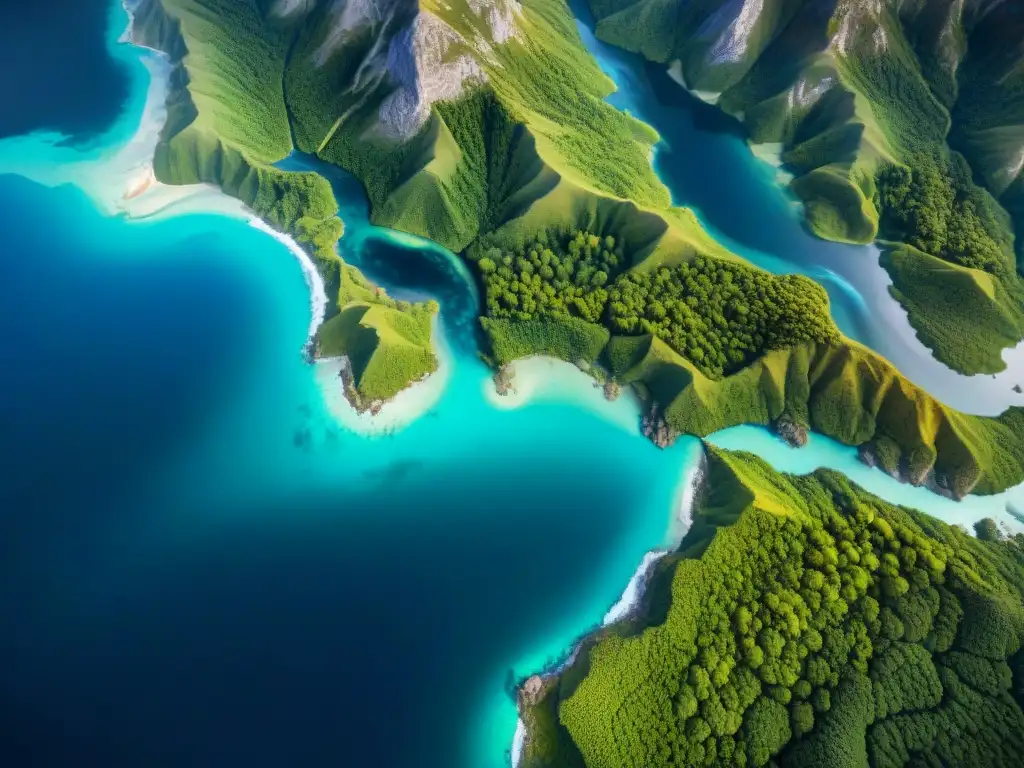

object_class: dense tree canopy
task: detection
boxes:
[607,260,839,378]
[475,230,625,325]
[875,151,1014,276]
[472,231,840,378]
[536,453,1024,768]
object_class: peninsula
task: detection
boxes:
[130,0,1024,497]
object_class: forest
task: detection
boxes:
[524,449,1024,768]
[874,151,1014,277]
[471,230,839,378]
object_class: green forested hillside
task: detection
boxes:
[131,0,1024,489]
[586,0,1024,374]
[130,0,439,402]
[522,448,1024,768]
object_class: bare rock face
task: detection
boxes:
[857,442,878,469]
[307,0,523,138]
[787,75,834,111]
[379,13,487,138]
[493,364,516,396]
[485,0,522,44]
[338,357,385,414]
[700,0,764,65]
[642,405,679,449]
[518,675,546,707]
[314,0,397,66]
[830,0,887,56]
[603,379,621,402]
[774,416,808,448]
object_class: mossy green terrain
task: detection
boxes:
[586,0,1024,373]
[880,243,1024,376]
[521,447,1024,768]
[317,266,439,403]
[130,0,440,401]
[607,335,1024,498]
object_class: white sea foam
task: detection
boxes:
[671,447,705,545]
[510,717,526,767]
[248,219,328,340]
[601,550,667,626]
[601,445,706,626]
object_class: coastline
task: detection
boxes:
[248,219,328,340]
[483,355,643,436]
[112,2,453,431]
[511,442,706,766]
[316,314,453,437]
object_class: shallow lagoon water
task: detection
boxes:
[0,2,1022,767]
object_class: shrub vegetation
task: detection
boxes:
[470,230,839,379]
[522,449,1024,768]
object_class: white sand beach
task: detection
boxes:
[483,356,643,435]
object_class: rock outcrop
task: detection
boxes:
[773,416,807,448]
[493,364,516,396]
[642,405,680,449]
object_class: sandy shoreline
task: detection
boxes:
[113,4,453,433]
[483,355,644,435]
[511,444,706,765]
[248,219,328,340]
[316,314,454,437]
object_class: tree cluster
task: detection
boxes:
[875,152,1013,276]
[473,232,841,379]
[475,230,624,325]
[558,456,1024,768]
[607,260,840,378]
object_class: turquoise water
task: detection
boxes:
[0,4,698,766]
[0,2,1021,767]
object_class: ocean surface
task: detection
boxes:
[0,2,1022,768]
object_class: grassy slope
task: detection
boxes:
[137,0,1024,489]
[317,265,439,401]
[131,0,438,400]
[607,334,1024,497]
[283,0,734,260]
[880,242,1024,375]
[523,447,1024,768]
[586,0,1024,373]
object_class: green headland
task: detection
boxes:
[131,0,1024,498]
[587,0,1024,374]
[520,447,1024,768]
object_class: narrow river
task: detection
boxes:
[568,0,1024,415]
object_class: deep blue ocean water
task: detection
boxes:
[1,2,1023,768]
[0,4,696,766]
[0,110,693,768]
